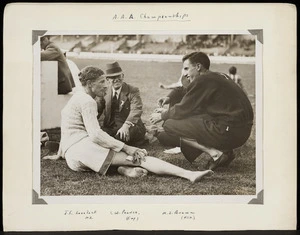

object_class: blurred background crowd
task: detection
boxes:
[49,34,255,57]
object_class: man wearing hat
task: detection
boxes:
[97,61,146,145]
[150,52,253,170]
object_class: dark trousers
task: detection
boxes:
[157,115,252,162]
[102,121,146,145]
[157,130,202,163]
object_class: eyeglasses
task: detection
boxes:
[106,75,123,82]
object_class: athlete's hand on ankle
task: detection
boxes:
[133,148,147,163]
[123,145,147,159]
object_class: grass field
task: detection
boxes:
[41,58,256,196]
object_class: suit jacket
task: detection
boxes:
[98,82,144,128]
[41,42,75,87]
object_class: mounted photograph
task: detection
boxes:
[33,31,263,204]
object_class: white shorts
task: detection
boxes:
[65,137,115,175]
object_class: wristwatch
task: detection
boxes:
[125,121,135,127]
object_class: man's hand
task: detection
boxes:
[181,74,190,88]
[154,107,167,113]
[123,145,147,164]
[116,123,130,142]
[133,148,147,163]
[150,113,163,124]
[157,97,170,108]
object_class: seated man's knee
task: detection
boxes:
[157,131,180,147]
[162,119,177,133]
[157,131,169,146]
[128,126,146,142]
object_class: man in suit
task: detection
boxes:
[97,61,146,145]
[40,35,75,94]
[150,52,253,170]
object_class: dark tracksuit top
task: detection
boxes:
[161,71,253,151]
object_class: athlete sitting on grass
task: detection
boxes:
[44,65,213,182]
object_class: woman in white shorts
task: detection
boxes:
[55,65,212,183]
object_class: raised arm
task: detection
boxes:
[161,77,217,120]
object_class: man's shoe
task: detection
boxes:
[45,141,60,152]
[222,150,235,167]
[208,151,234,170]
[41,148,50,158]
[180,139,203,163]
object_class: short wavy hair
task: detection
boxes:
[78,66,105,86]
[182,52,210,70]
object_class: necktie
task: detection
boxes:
[110,92,118,125]
[112,92,118,109]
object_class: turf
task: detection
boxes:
[40,59,256,196]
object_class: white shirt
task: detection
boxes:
[229,74,241,83]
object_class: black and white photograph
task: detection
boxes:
[33,31,262,204]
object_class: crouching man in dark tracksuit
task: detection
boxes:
[150,52,253,170]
